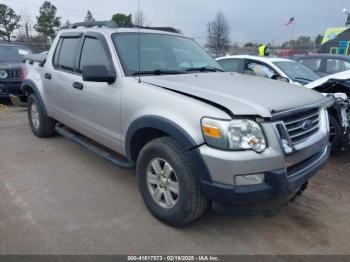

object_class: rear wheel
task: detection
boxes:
[28,94,55,138]
[136,137,208,227]
[329,115,342,153]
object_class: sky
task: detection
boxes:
[2,0,349,45]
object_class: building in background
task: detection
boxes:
[320,27,350,55]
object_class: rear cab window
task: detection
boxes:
[53,36,81,72]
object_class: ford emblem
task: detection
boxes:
[302,120,313,130]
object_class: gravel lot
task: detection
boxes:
[1,101,350,255]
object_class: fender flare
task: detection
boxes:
[21,79,47,115]
[125,115,212,183]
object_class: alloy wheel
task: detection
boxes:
[146,158,179,209]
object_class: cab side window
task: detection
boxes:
[244,61,277,78]
[55,37,81,72]
[79,37,111,73]
[217,59,242,72]
[299,58,321,72]
[326,59,350,74]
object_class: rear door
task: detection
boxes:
[47,32,83,120]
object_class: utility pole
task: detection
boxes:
[343,9,350,27]
[25,23,30,48]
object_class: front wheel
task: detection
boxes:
[28,94,55,138]
[136,137,208,227]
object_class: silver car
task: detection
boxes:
[21,21,332,226]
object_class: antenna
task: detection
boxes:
[137,0,141,83]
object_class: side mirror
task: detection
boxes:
[82,65,116,83]
[271,75,289,83]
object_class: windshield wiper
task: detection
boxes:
[132,69,185,76]
[186,66,224,72]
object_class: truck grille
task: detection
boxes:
[7,69,21,80]
[282,108,320,144]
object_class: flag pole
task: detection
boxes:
[291,17,295,52]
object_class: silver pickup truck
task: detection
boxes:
[20,21,333,226]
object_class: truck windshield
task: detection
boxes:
[112,33,223,76]
[273,61,320,85]
[0,45,31,62]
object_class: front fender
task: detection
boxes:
[125,115,212,183]
[125,115,198,158]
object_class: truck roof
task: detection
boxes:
[59,27,182,36]
[59,21,181,36]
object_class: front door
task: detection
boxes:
[69,34,123,151]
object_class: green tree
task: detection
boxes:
[84,10,95,22]
[35,1,61,42]
[315,34,323,49]
[0,4,21,41]
[244,42,255,47]
[111,13,132,27]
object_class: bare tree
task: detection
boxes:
[16,9,33,44]
[133,9,147,26]
[207,11,230,56]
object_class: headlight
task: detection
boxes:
[201,117,267,153]
[0,70,7,79]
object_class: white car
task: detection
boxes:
[217,54,350,152]
[306,70,350,152]
[216,55,321,86]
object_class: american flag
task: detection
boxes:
[285,17,295,26]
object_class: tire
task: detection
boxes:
[329,115,342,153]
[136,137,208,227]
[27,94,55,138]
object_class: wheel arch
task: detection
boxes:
[21,79,48,115]
[125,115,212,183]
[125,116,198,162]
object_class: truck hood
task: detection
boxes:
[143,72,325,118]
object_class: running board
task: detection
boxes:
[54,124,135,170]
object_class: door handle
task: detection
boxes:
[44,73,51,80]
[73,82,84,90]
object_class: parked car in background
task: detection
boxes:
[217,55,349,153]
[216,55,321,86]
[293,54,350,77]
[0,43,31,99]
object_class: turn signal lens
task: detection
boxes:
[202,125,221,139]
